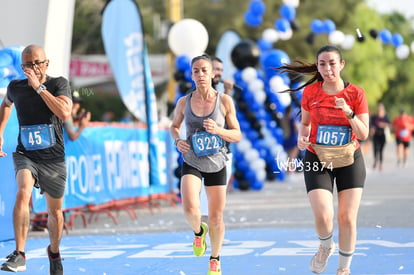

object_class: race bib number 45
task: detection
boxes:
[20,124,56,151]
[192,131,223,157]
[316,125,351,146]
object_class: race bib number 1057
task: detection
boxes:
[316,125,351,146]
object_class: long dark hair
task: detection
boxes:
[278,45,343,93]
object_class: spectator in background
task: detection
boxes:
[63,90,91,141]
[392,109,413,167]
[120,110,133,124]
[212,56,235,95]
[101,110,114,123]
[370,102,390,171]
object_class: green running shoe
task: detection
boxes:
[208,259,221,275]
[192,222,208,256]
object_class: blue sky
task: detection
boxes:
[366,0,414,18]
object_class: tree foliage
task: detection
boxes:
[72,0,414,117]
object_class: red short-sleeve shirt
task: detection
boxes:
[302,81,369,152]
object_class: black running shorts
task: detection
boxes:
[303,148,366,193]
[13,152,67,198]
[182,162,227,186]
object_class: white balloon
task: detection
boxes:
[262,28,280,43]
[248,79,264,92]
[168,19,209,57]
[278,29,293,41]
[276,92,291,107]
[241,67,257,83]
[237,138,251,152]
[269,76,285,92]
[257,170,267,181]
[263,134,274,147]
[245,149,259,162]
[341,34,355,50]
[283,0,300,8]
[250,160,261,171]
[396,44,410,59]
[272,144,286,158]
[253,89,267,104]
[328,30,345,45]
[256,158,267,169]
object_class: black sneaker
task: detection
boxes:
[1,250,26,272]
[47,245,63,275]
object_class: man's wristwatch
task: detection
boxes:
[346,110,356,119]
[174,138,180,147]
[36,84,47,95]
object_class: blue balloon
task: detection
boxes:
[256,109,267,121]
[279,4,296,21]
[175,55,190,71]
[184,69,192,82]
[249,101,261,112]
[237,159,250,172]
[257,38,273,51]
[276,171,286,181]
[251,179,264,190]
[239,120,250,131]
[246,129,259,141]
[249,0,266,16]
[310,19,324,34]
[245,169,256,182]
[259,148,268,160]
[0,51,13,68]
[323,19,336,34]
[233,70,243,83]
[244,11,262,27]
[0,46,25,89]
[243,89,255,102]
[391,33,404,48]
[379,29,392,44]
[261,49,290,77]
[274,18,291,32]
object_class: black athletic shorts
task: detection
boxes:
[182,162,227,186]
[303,148,366,193]
[13,152,67,198]
[396,138,410,148]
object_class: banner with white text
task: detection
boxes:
[31,125,171,213]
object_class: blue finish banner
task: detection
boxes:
[31,125,172,213]
[101,0,147,123]
[101,0,161,189]
[0,99,18,241]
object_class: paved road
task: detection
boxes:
[61,141,414,234]
[1,142,413,274]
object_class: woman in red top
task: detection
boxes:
[279,45,369,275]
[392,109,413,166]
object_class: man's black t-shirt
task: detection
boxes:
[7,75,71,163]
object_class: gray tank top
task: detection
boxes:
[183,91,228,173]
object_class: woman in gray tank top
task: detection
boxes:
[170,54,241,275]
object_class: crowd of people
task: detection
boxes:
[368,102,414,170]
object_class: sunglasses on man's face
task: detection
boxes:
[21,60,48,69]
